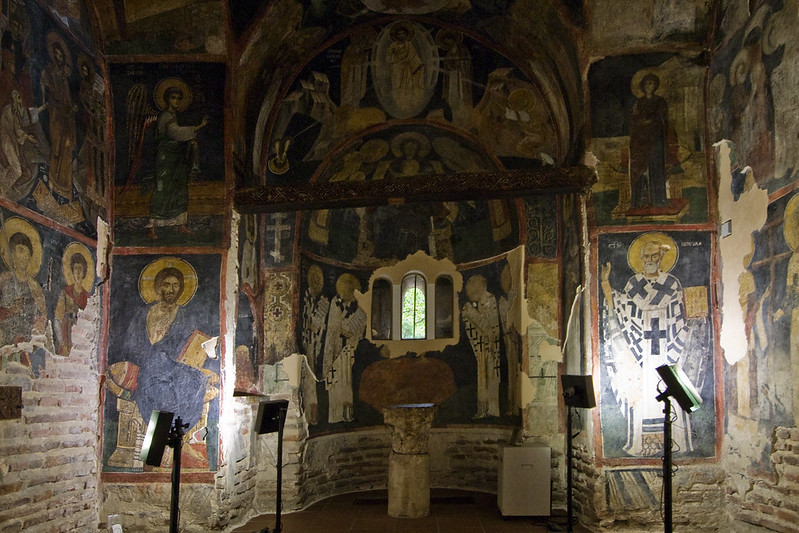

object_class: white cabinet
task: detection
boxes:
[497,445,551,516]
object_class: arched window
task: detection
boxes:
[371,278,392,340]
[435,275,454,338]
[401,273,426,339]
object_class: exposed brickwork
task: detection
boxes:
[0,295,101,533]
[569,436,728,531]
[726,426,799,533]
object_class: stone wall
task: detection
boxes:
[294,425,522,506]
[429,427,516,491]
[725,426,799,533]
[297,429,392,507]
[0,295,101,532]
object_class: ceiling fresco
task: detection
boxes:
[232,0,585,187]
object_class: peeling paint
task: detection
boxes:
[715,140,769,365]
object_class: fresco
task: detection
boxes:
[260,20,558,184]
[103,254,221,473]
[0,210,97,372]
[111,62,226,247]
[0,0,107,238]
[598,231,716,459]
[710,0,797,191]
[234,213,262,393]
[297,255,521,435]
[40,0,96,49]
[523,196,558,258]
[234,290,258,394]
[263,211,295,268]
[589,54,708,227]
[741,190,799,428]
[296,127,521,265]
[102,0,225,56]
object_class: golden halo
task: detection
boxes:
[139,257,198,306]
[335,273,361,300]
[0,217,42,276]
[630,69,665,99]
[465,274,487,302]
[389,21,415,42]
[46,30,72,68]
[154,78,192,112]
[391,132,431,158]
[508,88,536,113]
[783,194,799,251]
[77,53,94,78]
[435,27,463,48]
[350,25,378,50]
[627,232,678,274]
[307,264,324,295]
[62,242,94,292]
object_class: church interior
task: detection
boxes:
[1,0,798,531]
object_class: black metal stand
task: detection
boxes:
[274,406,286,533]
[257,405,287,533]
[657,395,674,533]
[168,417,188,533]
[566,406,574,533]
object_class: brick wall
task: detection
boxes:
[0,295,101,532]
[294,426,519,508]
[726,426,799,533]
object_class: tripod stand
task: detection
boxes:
[560,375,595,533]
[167,417,188,533]
[255,399,289,533]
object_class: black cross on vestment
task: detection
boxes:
[627,277,649,300]
[465,321,477,340]
[649,278,675,306]
[474,336,485,351]
[643,317,668,355]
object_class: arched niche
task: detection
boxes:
[355,251,464,357]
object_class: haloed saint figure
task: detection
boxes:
[148,79,209,239]
[601,233,694,456]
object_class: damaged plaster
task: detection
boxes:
[714,140,769,365]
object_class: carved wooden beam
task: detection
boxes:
[234,166,596,213]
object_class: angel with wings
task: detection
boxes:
[123,78,208,239]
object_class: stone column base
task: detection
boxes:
[387,451,430,518]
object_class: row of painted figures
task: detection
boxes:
[0,217,92,362]
[299,263,523,425]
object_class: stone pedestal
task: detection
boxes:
[382,403,436,518]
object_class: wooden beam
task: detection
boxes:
[234,166,596,213]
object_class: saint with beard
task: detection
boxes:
[601,236,691,457]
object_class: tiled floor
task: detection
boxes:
[231,489,592,532]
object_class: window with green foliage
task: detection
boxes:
[401,274,426,339]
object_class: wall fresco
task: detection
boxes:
[296,129,521,265]
[103,254,221,473]
[710,0,797,190]
[598,230,716,459]
[741,190,799,427]
[101,0,225,56]
[0,0,107,238]
[589,54,708,227]
[260,20,558,185]
[111,62,226,247]
[297,255,523,435]
[0,209,97,371]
